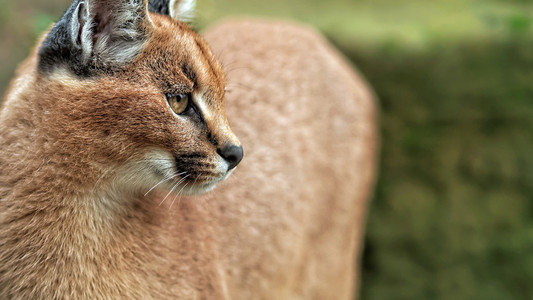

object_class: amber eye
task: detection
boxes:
[166,94,190,115]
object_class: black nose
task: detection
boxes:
[217,144,244,170]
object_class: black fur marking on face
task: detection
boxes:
[207,132,219,148]
[148,0,171,16]
[178,153,205,160]
[180,99,219,150]
[174,152,214,179]
[181,64,198,87]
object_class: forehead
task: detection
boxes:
[131,14,226,99]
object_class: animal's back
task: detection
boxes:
[203,20,377,299]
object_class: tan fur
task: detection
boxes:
[0,8,376,300]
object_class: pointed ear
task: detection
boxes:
[38,0,151,75]
[88,0,152,65]
[148,0,196,22]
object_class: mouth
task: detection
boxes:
[145,171,223,198]
[138,149,231,197]
[161,154,230,195]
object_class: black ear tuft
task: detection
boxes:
[148,0,171,16]
[38,0,89,76]
[38,0,151,77]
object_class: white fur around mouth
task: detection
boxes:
[161,173,227,196]
[121,149,234,200]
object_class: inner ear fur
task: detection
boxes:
[88,0,152,65]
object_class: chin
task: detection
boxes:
[151,171,224,198]
[184,182,219,195]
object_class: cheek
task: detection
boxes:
[86,102,182,160]
[122,108,207,156]
[116,100,176,142]
[168,125,210,155]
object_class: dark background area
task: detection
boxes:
[1,0,532,299]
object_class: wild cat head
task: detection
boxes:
[36,0,242,195]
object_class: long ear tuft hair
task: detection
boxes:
[148,0,196,22]
[38,0,152,76]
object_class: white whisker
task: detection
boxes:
[170,182,190,210]
[158,177,182,206]
[159,174,190,206]
[187,175,201,195]
[144,171,187,196]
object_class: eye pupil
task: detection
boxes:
[166,93,190,115]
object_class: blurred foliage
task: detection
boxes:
[0,0,67,98]
[345,36,533,299]
[1,0,533,299]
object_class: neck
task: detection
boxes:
[0,144,226,298]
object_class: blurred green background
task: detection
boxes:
[1,0,532,299]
